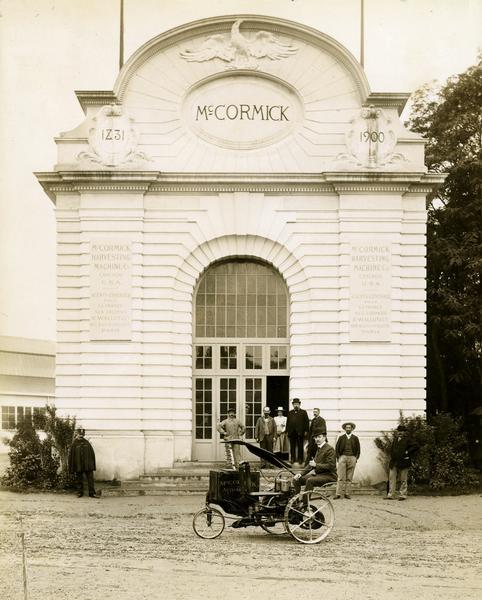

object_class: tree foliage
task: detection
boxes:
[374,413,478,490]
[408,56,482,416]
[1,404,77,490]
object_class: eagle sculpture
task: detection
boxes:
[180,19,298,69]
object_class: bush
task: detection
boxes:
[375,412,479,490]
[1,420,59,489]
[1,404,77,491]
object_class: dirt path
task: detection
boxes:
[1,490,481,600]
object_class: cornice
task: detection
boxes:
[75,91,119,114]
[365,92,411,116]
[35,170,446,204]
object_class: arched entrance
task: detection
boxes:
[192,259,290,461]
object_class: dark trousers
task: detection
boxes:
[293,473,336,495]
[260,436,274,466]
[75,470,95,495]
[260,436,274,453]
[289,434,305,464]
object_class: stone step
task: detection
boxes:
[100,475,379,497]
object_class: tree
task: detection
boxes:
[33,404,76,480]
[408,56,482,418]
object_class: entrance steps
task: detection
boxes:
[100,462,380,497]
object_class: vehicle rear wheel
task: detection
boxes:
[192,506,225,539]
[284,491,335,544]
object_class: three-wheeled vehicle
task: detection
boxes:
[192,440,335,544]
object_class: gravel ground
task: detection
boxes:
[1,489,481,600]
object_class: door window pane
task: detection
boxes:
[270,346,288,369]
[219,378,237,423]
[245,378,262,438]
[245,346,262,369]
[194,378,212,439]
[220,346,237,369]
[195,346,212,369]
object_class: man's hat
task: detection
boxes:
[292,398,301,404]
[263,406,271,413]
[342,422,356,431]
[312,426,326,437]
[277,406,284,412]
[397,424,407,432]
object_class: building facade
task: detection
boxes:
[36,16,443,482]
[0,336,55,471]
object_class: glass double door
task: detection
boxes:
[192,343,289,462]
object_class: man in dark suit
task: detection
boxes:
[255,406,277,466]
[68,428,98,498]
[385,424,417,501]
[306,407,327,464]
[293,427,337,494]
[286,398,310,465]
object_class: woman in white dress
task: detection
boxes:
[273,407,289,458]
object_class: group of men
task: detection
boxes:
[217,397,416,501]
[71,400,415,501]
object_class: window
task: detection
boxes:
[195,379,212,439]
[270,346,288,369]
[245,345,262,369]
[220,346,237,369]
[195,345,212,369]
[1,406,44,430]
[195,260,288,338]
[2,406,16,430]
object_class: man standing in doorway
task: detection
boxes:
[306,407,327,464]
[334,422,360,499]
[217,408,245,467]
[286,398,310,465]
[255,406,277,467]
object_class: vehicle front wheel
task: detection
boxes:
[192,506,225,539]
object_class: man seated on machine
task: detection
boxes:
[292,427,337,494]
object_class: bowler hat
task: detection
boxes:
[342,422,356,431]
[292,398,301,404]
[312,426,326,437]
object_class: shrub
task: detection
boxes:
[1,404,77,491]
[375,412,478,490]
[1,420,59,489]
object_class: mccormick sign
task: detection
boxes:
[184,74,303,149]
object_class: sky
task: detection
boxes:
[0,0,481,342]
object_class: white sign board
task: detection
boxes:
[350,241,392,342]
[90,240,132,340]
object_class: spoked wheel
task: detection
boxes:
[258,496,287,535]
[192,506,225,539]
[284,491,335,544]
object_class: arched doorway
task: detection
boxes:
[192,259,290,461]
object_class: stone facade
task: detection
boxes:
[36,16,444,482]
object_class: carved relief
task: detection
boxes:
[78,104,151,167]
[336,106,407,169]
[180,19,298,70]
